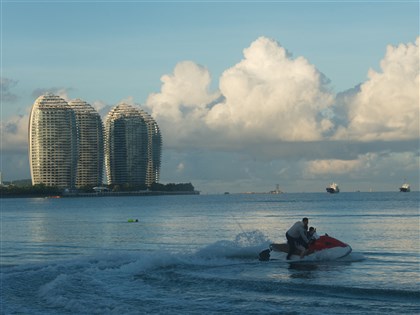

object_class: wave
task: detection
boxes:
[195,230,271,260]
[0,230,366,275]
[2,232,419,314]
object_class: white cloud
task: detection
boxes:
[305,159,362,176]
[335,37,419,141]
[91,100,114,119]
[206,37,334,142]
[145,61,220,148]
[146,37,335,150]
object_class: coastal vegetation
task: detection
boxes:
[0,182,196,198]
[0,183,62,197]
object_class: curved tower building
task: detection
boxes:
[105,103,149,186]
[68,99,104,188]
[29,94,77,189]
[139,109,162,186]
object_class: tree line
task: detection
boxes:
[0,182,196,197]
[0,183,62,197]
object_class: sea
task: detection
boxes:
[1,192,419,314]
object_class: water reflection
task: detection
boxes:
[288,263,319,279]
[288,260,355,280]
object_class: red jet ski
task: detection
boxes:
[259,234,352,262]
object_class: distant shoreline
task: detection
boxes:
[0,190,200,198]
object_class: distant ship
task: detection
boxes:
[399,182,410,192]
[269,184,283,194]
[326,182,340,193]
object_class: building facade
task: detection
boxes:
[29,94,78,189]
[29,96,162,190]
[68,99,104,188]
[104,103,149,186]
[139,109,162,186]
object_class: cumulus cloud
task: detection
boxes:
[206,37,334,142]
[146,61,220,147]
[334,37,419,141]
[91,100,113,118]
[146,37,335,150]
[145,36,419,162]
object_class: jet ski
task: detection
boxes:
[259,234,352,263]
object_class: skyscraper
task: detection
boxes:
[68,99,104,188]
[29,94,77,189]
[104,103,149,186]
[139,109,162,186]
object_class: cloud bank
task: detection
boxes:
[146,36,419,152]
[146,37,336,149]
[334,37,419,141]
[143,36,419,191]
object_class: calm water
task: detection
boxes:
[1,192,419,314]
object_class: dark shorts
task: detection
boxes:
[286,233,308,249]
[296,237,309,249]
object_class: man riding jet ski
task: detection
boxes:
[259,220,352,262]
[285,217,311,259]
[262,234,352,262]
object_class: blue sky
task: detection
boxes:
[1,1,419,193]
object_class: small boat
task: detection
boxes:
[259,234,352,263]
[326,182,340,193]
[399,182,410,192]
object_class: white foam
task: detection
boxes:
[195,230,271,260]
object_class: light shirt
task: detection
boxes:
[311,232,320,240]
[286,221,309,243]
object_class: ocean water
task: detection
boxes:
[1,192,419,314]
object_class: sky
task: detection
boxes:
[1,0,419,193]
